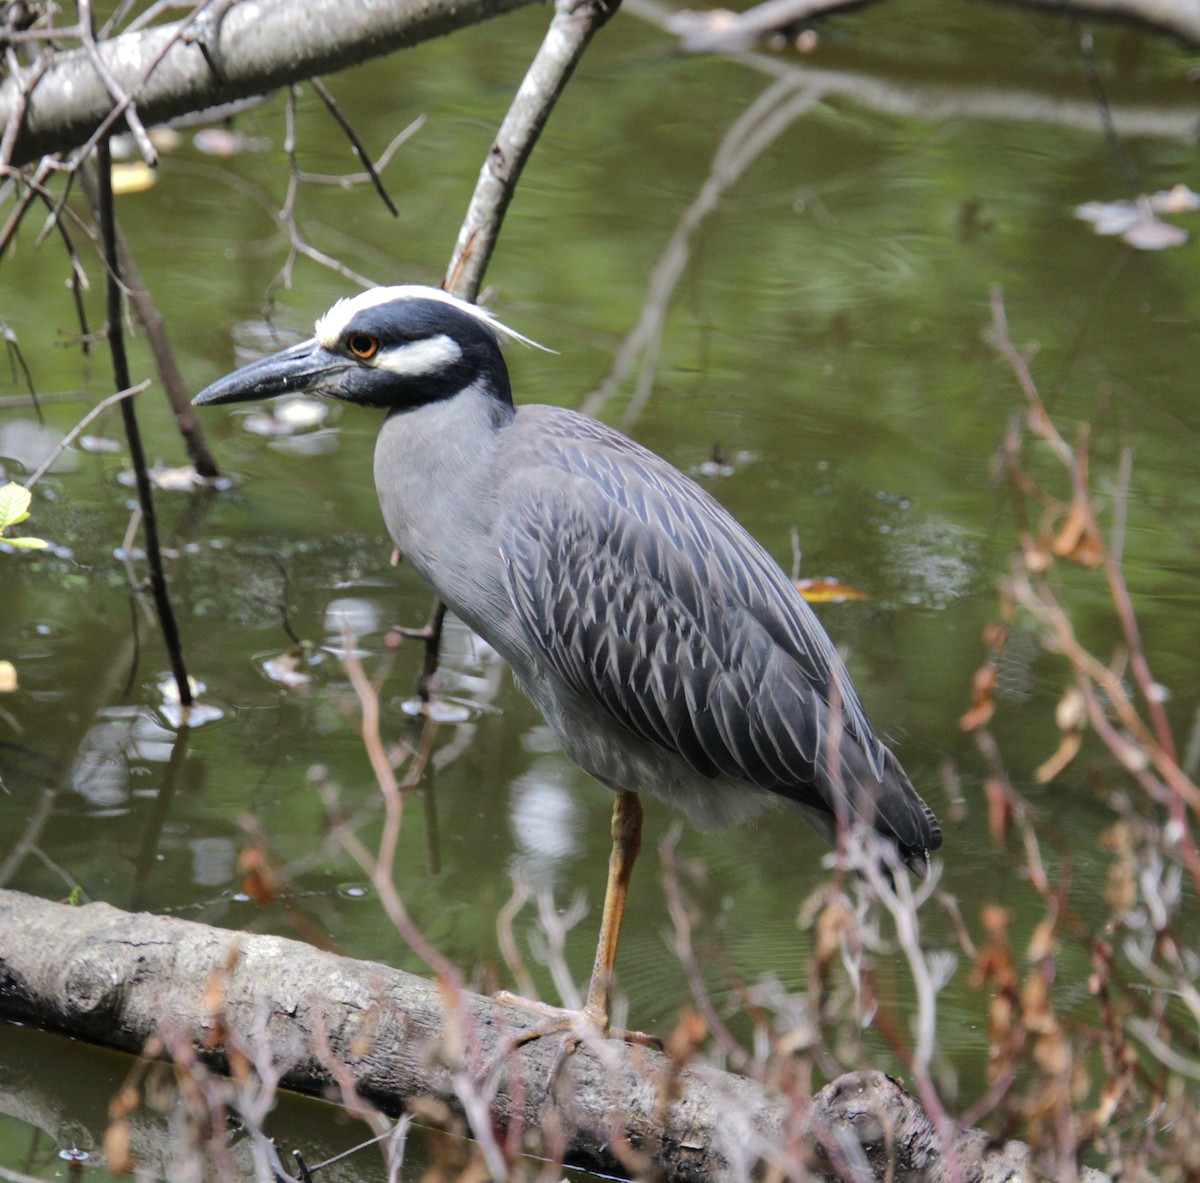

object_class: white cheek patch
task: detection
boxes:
[373,333,463,377]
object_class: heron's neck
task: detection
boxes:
[373,380,511,596]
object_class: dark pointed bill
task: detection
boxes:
[192,339,351,406]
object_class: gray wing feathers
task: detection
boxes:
[500,410,942,858]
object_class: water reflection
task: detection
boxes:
[507,761,581,889]
[69,706,176,812]
[188,834,237,888]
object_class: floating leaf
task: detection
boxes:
[1121,218,1188,251]
[262,650,314,690]
[118,463,204,492]
[1074,199,1142,236]
[1074,195,1189,251]
[795,577,869,604]
[111,161,156,195]
[1149,183,1200,214]
[242,397,328,437]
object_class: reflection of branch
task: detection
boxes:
[579,73,819,427]
[628,0,1200,142]
[1008,0,1200,48]
[663,0,1200,52]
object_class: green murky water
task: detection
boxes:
[1,3,1198,1177]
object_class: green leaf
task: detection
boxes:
[7,536,48,549]
[0,482,32,532]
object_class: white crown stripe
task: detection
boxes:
[313,285,553,353]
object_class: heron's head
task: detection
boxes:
[193,286,541,413]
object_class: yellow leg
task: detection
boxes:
[581,790,642,1029]
[494,790,657,1048]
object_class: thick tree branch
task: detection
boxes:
[0,0,541,167]
[0,890,1113,1182]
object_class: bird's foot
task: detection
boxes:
[493,991,662,1051]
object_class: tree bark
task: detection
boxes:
[0,0,541,167]
[0,889,1112,1182]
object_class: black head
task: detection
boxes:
[193,286,535,413]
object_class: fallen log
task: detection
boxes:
[0,890,1108,1182]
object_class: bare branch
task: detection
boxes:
[444,0,623,301]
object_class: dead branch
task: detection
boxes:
[0,889,1111,1183]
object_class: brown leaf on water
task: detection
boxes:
[262,649,312,690]
[795,577,869,604]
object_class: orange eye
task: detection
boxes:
[347,333,379,360]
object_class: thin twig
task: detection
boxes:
[310,77,398,216]
[22,379,148,488]
[77,0,157,166]
[92,143,193,710]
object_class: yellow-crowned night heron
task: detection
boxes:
[194,285,942,1033]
